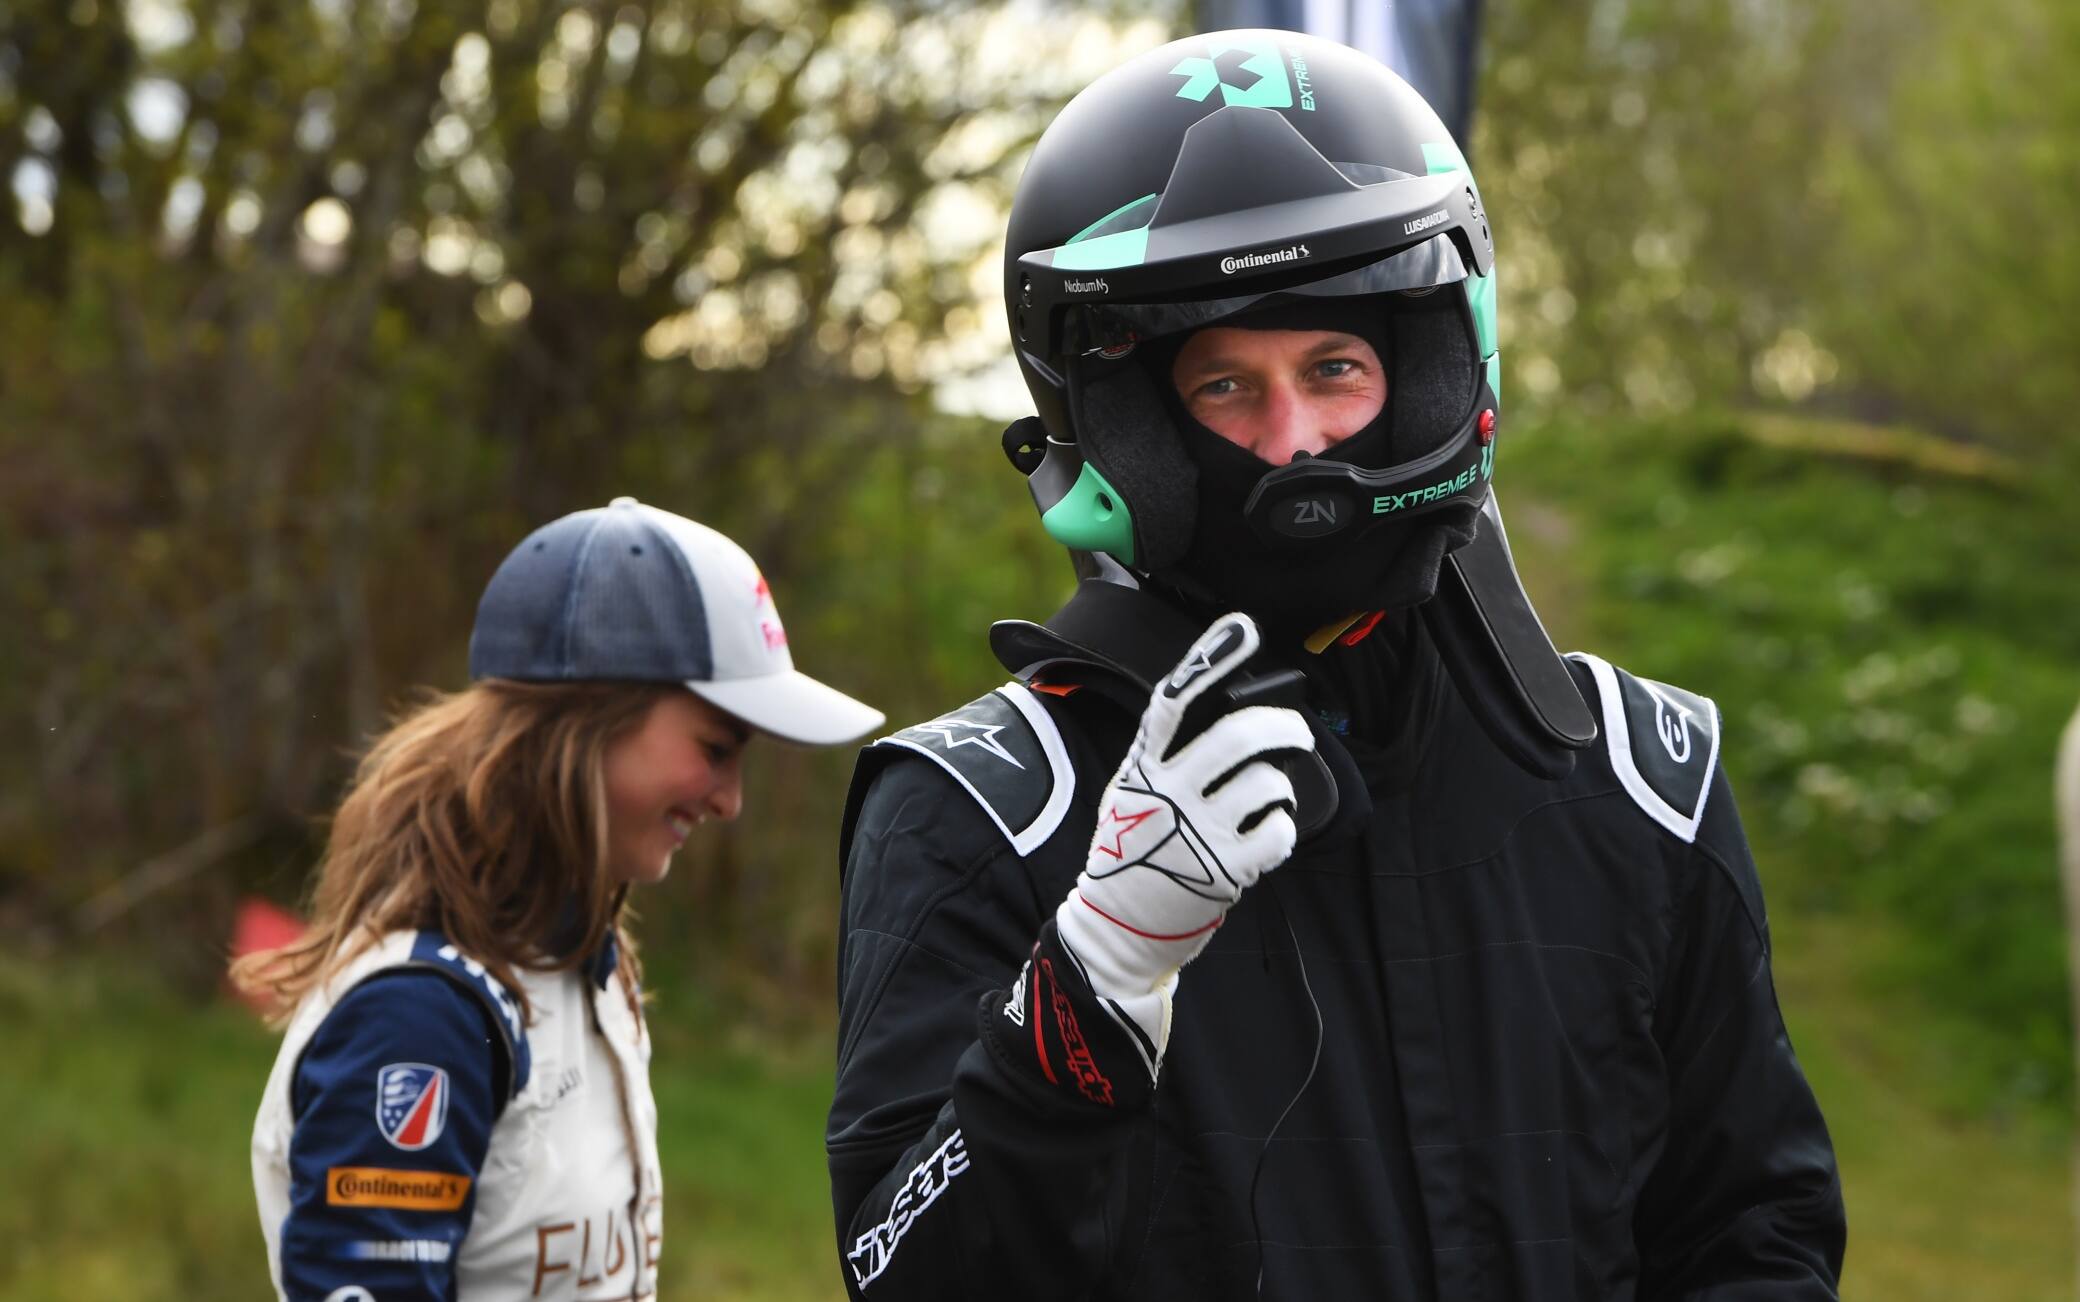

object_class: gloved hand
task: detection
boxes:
[1053,612,1315,1074]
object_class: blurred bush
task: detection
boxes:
[1507,410,2079,1114]
[1480,0,2080,463]
[0,0,1159,987]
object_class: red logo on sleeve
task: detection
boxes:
[376,1063,449,1150]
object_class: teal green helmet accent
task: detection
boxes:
[1040,462,1137,565]
[1053,228,1150,271]
[1420,140,1469,175]
[1425,140,1498,371]
[1068,194,1159,244]
[1054,193,1160,271]
[1467,270,1497,357]
[1169,37,1293,108]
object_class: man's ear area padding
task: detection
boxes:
[1383,290,1481,465]
[1070,359,1200,573]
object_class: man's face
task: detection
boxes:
[1170,326,1387,465]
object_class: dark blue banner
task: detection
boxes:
[1196,0,1484,150]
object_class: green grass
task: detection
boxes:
[0,943,2068,1300]
[650,1018,842,1300]
[1775,910,2075,1299]
[0,957,844,1302]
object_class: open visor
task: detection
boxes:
[1055,233,1492,555]
[1067,234,1470,359]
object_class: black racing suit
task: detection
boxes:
[827,617,1845,1300]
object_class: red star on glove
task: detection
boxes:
[1093,804,1159,859]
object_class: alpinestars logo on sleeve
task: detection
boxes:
[847,1130,971,1287]
[911,719,1025,768]
[434,943,523,1042]
[1002,958,1031,1027]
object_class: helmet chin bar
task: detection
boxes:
[1240,374,1496,550]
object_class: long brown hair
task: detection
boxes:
[232,679,677,1023]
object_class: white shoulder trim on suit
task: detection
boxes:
[1567,652,1720,844]
[875,682,1076,857]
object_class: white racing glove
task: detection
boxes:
[1053,612,1315,1077]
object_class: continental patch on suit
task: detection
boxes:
[326,1166,471,1211]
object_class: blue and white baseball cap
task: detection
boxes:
[469,497,884,745]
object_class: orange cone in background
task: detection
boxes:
[228,896,307,1017]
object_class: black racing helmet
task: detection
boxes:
[1001,31,1597,777]
[1002,29,1499,576]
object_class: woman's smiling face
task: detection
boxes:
[601,691,750,884]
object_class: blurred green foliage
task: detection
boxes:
[0,0,1150,988]
[1507,412,2079,1112]
[1481,0,2080,464]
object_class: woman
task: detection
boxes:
[238,496,882,1300]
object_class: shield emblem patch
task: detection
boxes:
[375,1063,449,1151]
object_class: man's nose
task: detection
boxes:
[1249,382,1333,463]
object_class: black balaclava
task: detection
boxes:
[1150,297,1479,643]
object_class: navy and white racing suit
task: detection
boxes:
[252,930,662,1301]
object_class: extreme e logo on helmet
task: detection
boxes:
[1220,244,1310,276]
[1170,38,1290,109]
[1171,37,1317,112]
[1372,466,1481,515]
[1290,52,1315,110]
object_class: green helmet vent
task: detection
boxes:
[1067,194,1159,245]
[1040,461,1137,566]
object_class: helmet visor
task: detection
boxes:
[1064,234,1469,359]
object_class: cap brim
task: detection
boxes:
[686,671,886,746]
